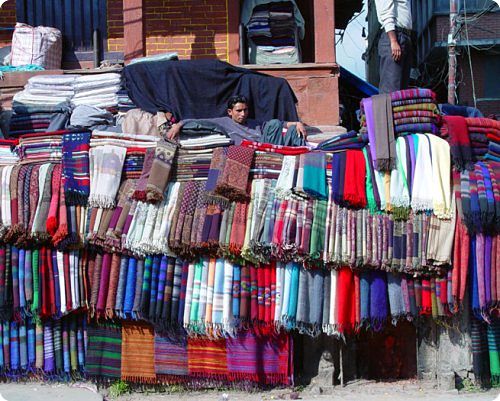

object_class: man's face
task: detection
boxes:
[227,102,249,124]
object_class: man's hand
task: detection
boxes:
[387,30,401,62]
[296,122,307,139]
[166,123,182,140]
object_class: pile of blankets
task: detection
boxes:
[12,73,122,113]
[72,73,121,109]
[440,116,499,170]
[391,89,440,136]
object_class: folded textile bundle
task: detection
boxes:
[16,132,63,163]
[72,73,121,109]
[0,141,19,165]
[241,139,310,155]
[15,75,78,106]
[314,131,367,152]
[173,148,214,181]
[251,151,283,179]
[466,118,500,164]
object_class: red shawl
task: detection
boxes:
[336,266,356,334]
[343,150,367,209]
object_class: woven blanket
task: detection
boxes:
[121,321,156,383]
[85,323,122,379]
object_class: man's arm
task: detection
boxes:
[374,0,401,62]
[285,121,307,139]
[166,121,183,140]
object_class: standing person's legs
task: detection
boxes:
[398,31,412,90]
[378,30,412,93]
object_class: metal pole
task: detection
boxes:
[448,0,458,104]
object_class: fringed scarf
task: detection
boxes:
[89,145,126,208]
[441,115,473,171]
[121,321,156,383]
[363,94,396,171]
[132,148,155,201]
[146,139,178,203]
[428,135,452,219]
[85,323,122,379]
[411,134,434,212]
[390,137,410,220]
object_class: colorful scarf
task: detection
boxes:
[62,132,91,206]
[362,94,396,171]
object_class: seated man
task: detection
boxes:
[166,95,307,145]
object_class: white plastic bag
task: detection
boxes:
[10,22,62,69]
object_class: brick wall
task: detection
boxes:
[435,13,500,43]
[108,0,124,53]
[0,0,16,48]
[458,51,500,118]
[431,14,500,117]
[106,0,229,60]
[144,0,229,60]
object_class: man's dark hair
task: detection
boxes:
[227,95,248,110]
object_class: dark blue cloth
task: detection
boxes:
[123,59,299,122]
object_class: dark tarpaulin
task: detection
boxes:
[123,59,299,122]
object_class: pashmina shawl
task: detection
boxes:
[411,134,434,212]
[214,145,254,202]
[428,135,452,219]
[132,148,155,201]
[441,115,473,171]
[363,94,396,171]
[89,145,126,208]
[146,139,178,203]
[343,150,367,209]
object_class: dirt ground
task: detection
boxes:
[0,380,499,401]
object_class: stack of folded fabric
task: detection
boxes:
[91,130,159,149]
[9,75,76,137]
[467,118,500,163]
[8,111,53,136]
[314,130,368,152]
[172,148,214,181]
[0,139,19,164]
[13,74,77,107]
[117,88,136,114]
[247,2,300,64]
[391,88,441,136]
[250,151,283,179]
[16,132,63,163]
[72,73,121,109]
[179,134,233,150]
